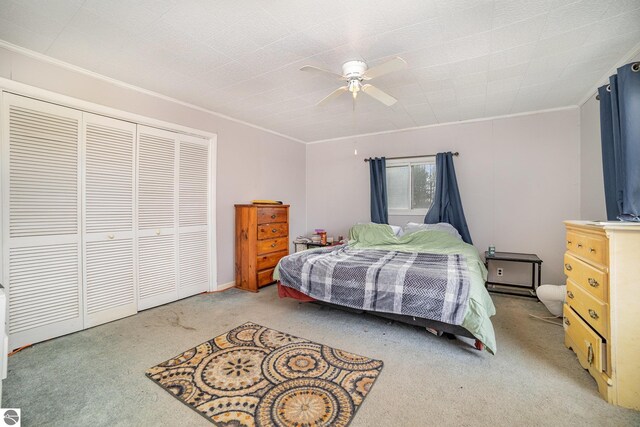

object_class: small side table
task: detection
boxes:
[484,251,542,299]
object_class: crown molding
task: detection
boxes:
[306,105,579,144]
[0,40,305,144]
[577,41,640,107]
[0,38,612,145]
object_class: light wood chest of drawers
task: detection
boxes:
[563,221,640,410]
[235,204,289,292]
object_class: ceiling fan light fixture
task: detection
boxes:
[348,79,362,94]
[301,57,407,107]
[342,60,368,79]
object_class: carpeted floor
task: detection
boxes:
[3,286,640,426]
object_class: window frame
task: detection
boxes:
[386,156,436,216]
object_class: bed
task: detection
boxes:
[274,223,497,354]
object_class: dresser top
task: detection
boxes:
[565,220,640,232]
[235,204,289,207]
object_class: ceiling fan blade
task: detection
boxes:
[300,65,346,80]
[317,86,349,106]
[363,57,407,80]
[362,84,398,106]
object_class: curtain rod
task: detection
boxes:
[595,62,639,100]
[363,152,459,162]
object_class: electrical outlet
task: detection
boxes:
[496,268,504,277]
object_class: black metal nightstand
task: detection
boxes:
[484,251,542,299]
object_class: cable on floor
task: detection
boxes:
[528,313,563,326]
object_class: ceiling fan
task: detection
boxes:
[300,57,407,107]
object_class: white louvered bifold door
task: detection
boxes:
[177,134,210,298]
[82,113,137,327]
[137,126,178,310]
[1,93,83,350]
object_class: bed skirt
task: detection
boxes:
[277,282,316,301]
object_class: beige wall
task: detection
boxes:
[0,46,306,286]
[579,94,606,220]
[306,109,581,285]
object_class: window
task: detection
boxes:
[386,157,436,215]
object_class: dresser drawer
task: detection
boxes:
[566,280,609,338]
[563,252,608,302]
[257,223,288,240]
[584,234,607,264]
[257,237,288,255]
[564,304,606,373]
[566,231,607,265]
[257,250,288,271]
[566,231,579,252]
[257,268,275,287]
[257,207,287,224]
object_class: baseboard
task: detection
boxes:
[215,281,236,292]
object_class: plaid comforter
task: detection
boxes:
[278,245,471,325]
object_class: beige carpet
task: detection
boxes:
[3,286,640,426]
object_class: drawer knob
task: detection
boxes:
[589,248,596,253]
[155,229,161,236]
[577,243,583,248]
[588,309,599,320]
[587,343,594,365]
[567,240,572,245]
[564,318,571,326]
[271,214,276,219]
[272,228,277,233]
[588,278,599,287]
[107,234,115,240]
[271,242,277,248]
[566,291,574,299]
[564,263,572,271]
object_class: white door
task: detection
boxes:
[82,113,137,327]
[177,134,210,298]
[136,126,178,310]
[2,93,83,350]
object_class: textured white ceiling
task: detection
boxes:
[1,0,639,142]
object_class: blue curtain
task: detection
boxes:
[424,152,472,244]
[369,157,388,224]
[598,62,640,221]
[598,79,619,219]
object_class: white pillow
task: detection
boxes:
[403,222,462,240]
[388,225,403,236]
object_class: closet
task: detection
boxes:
[3,95,83,349]
[83,114,136,328]
[136,126,210,310]
[1,92,214,350]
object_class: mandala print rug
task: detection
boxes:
[146,322,383,426]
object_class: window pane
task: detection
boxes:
[386,165,409,209]
[411,163,436,209]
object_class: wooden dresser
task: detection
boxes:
[235,204,289,292]
[563,221,640,410]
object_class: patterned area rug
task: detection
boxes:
[146,322,383,426]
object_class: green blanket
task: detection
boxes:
[347,223,496,354]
